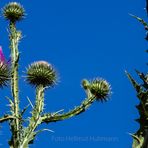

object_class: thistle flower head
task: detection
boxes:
[0,46,5,63]
[2,2,25,22]
[26,61,57,87]
[0,62,10,88]
[0,46,11,64]
[0,47,10,88]
[88,78,111,102]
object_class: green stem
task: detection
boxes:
[41,90,96,123]
[0,115,14,123]
[9,22,21,147]
[20,85,45,147]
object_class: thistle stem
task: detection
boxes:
[41,90,96,123]
[20,85,45,147]
[0,115,14,123]
[9,22,21,147]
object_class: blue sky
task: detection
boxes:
[0,0,147,147]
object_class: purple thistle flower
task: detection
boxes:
[0,46,10,88]
[0,46,11,65]
[0,46,5,63]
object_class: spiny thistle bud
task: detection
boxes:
[2,2,25,22]
[82,79,90,90]
[89,78,111,102]
[26,61,57,87]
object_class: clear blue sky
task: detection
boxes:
[0,0,147,147]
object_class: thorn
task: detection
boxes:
[36,128,55,134]
[42,128,55,133]
[128,13,135,17]
[27,96,34,108]
[128,132,141,144]
[51,109,64,116]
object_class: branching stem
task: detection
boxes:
[20,85,45,147]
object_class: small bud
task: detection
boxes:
[2,2,25,22]
[89,78,111,102]
[26,61,57,87]
[81,79,90,89]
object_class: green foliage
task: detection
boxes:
[126,70,148,147]
[126,12,148,148]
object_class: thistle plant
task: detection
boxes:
[126,1,148,147]
[0,2,111,147]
